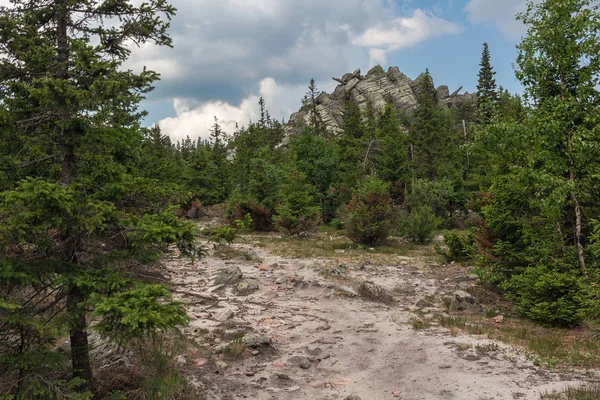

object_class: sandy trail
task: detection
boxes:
[165,237,588,400]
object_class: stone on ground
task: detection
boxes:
[214,265,243,285]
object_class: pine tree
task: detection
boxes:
[476,43,498,124]
[0,0,199,395]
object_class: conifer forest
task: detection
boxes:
[1,0,600,399]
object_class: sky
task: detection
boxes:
[126,0,532,141]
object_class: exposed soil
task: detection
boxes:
[164,233,595,400]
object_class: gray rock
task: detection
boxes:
[466,267,478,279]
[186,207,199,219]
[455,281,473,291]
[437,85,450,99]
[334,249,346,254]
[215,360,228,371]
[345,395,362,400]
[243,334,272,348]
[275,275,288,285]
[213,266,243,286]
[345,77,360,92]
[215,308,234,322]
[299,358,312,369]
[443,290,483,314]
[416,298,434,308]
[235,279,259,295]
[174,354,188,366]
[450,86,463,97]
[286,66,475,137]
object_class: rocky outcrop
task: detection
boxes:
[287,66,477,135]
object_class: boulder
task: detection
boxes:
[416,298,434,308]
[437,85,450,99]
[443,290,483,313]
[213,266,243,286]
[243,334,272,348]
[235,279,259,295]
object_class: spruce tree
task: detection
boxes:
[476,43,498,124]
[410,69,457,180]
[337,100,366,191]
[302,78,325,135]
[0,0,199,395]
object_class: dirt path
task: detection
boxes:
[165,237,589,400]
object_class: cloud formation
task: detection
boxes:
[464,0,527,38]
[157,78,311,142]
[133,1,463,141]
[352,9,462,65]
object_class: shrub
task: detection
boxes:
[398,205,439,244]
[229,199,273,231]
[437,229,477,262]
[205,214,252,245]
[343,178,394,245]
[508,265,583,326]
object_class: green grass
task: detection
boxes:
[222,339,247,360]
[541,383,600,399]
[436,313,600,370]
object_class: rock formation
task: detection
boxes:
[287,66,477,135]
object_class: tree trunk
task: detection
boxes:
[67,285,93,392]
[568,128,586,273]
[55,0,94,390]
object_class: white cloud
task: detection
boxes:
[368,48,388,67]
[352,9,462,68]
[464,0,528,39]
[157,78,309,142]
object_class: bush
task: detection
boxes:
[343,178,394,245]
[437,229,476,262]
[508,265,583,326]
[229,199,273,231]
[398,205,439,244]
[205,214,252,245]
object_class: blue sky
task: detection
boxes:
[127,0,530,141]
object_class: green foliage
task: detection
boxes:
[289,129,339,221]
[273,169,321,235]
[476,43,498,124]
[438,230,477,262]
[204,214,252,244]
[127,207,201,262]
[398,205,440,244]
[92,285,190,345]
[407,178,462,220]
[508,266,583,326]
[472,0,600,326]
[343,178,394,245]
[0,0,202,396]
[410,70,462,181]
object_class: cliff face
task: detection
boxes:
[287,66,476,134]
